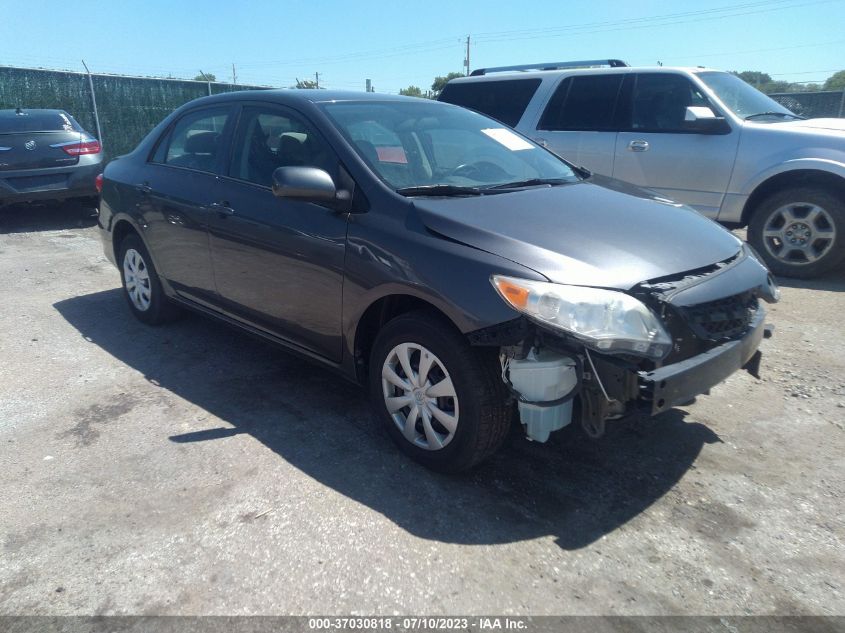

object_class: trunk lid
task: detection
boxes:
[0,131,82,171]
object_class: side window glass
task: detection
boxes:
[438,79,541,127]
[154,107,230,173]
[229,107,337,187]
[631,74,711,132]
[538,75,623,131]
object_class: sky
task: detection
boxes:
[0,0,843,93]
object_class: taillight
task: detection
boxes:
[95,173,103,193]
[52,138,101,155]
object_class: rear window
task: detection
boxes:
[538,75,624,131]
[438,79,541,127]
[0,110,82,133]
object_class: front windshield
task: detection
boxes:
[697,71,797,120]
[321,100,579,192]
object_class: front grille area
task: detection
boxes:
[679,292,758,342]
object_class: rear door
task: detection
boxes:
[529,74,625,174]
[612,73,740,217]
[136,105,235,305]
[207,103,348,362]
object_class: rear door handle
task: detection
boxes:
[135,183,152,195]
[628,140,649,152]
[209,201,235,216]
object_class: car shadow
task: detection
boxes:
[54,289,720,550]
[774,268,845,293]
[0,200,98,234]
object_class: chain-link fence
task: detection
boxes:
[0,66,270,159]
[768,90,845,119]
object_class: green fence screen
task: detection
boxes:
[0,66,269,159]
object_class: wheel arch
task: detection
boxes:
[741,168,845,226]
[352,293,465,385]
[111,218,141,262]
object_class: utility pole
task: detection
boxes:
[366,78,372,93]
[315,72,320,88]
[464,35,471,76]
[81,60,102,148]
[232,63,237,86]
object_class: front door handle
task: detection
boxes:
[628,140,649,152]
[209,201,235,216]
[135,183,152,195]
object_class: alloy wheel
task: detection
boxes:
[762,202,836,265]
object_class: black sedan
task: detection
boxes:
[0,108,102,207]
[98,90,778,471]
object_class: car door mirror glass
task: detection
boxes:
[272,166,337,202]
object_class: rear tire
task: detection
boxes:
[748,187,845,279]
[368,310,511,472]
[117,233,181,325]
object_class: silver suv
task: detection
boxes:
[439,60,845,278]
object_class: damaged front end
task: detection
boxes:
[472,246,779,442]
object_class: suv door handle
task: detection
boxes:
[135,183,152,195]
[209,201,235,216]
[628,140,649,152]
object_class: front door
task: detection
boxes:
[207,104,348,362]
[612,73,740,218]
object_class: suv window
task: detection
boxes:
[229,106,336,187]
[538,75,624,131]
[153,107,230,173]
[438,79,541,127]
[630,73,711,132]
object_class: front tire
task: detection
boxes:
[748,187,845,278]
[118,233,181,325]
[369,311,511,472]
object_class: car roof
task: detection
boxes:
[0,108,71,117]
[194,89,423,106]
[447,66,722,83]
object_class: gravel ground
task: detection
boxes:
[0,203,843,616]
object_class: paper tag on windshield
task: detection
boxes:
[481,128,534,151]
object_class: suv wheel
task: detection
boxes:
[369,311,511,472]
[118,233,181,325]
[748,187,845,278]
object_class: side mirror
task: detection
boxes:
[684,106,731,135]
[272,166,337,202]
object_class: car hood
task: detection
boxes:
[413,176,742,290]
[775,118,845,133]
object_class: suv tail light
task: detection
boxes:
[51,138,102,155]
[95,173,103,193]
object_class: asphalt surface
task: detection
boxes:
[0,202,843,616]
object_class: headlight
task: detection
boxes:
[491,275,672,359]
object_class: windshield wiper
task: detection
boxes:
[745,112,805,120]
[485,177,574,190]
[395,184,483,197]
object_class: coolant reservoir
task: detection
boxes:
[508,349,578,442]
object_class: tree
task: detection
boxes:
[399,85,423,97]
[824,70,845,91]
[734,71,772,87]
[431,72,464,96]
[194,72,216,82]
[293,78,320,89]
